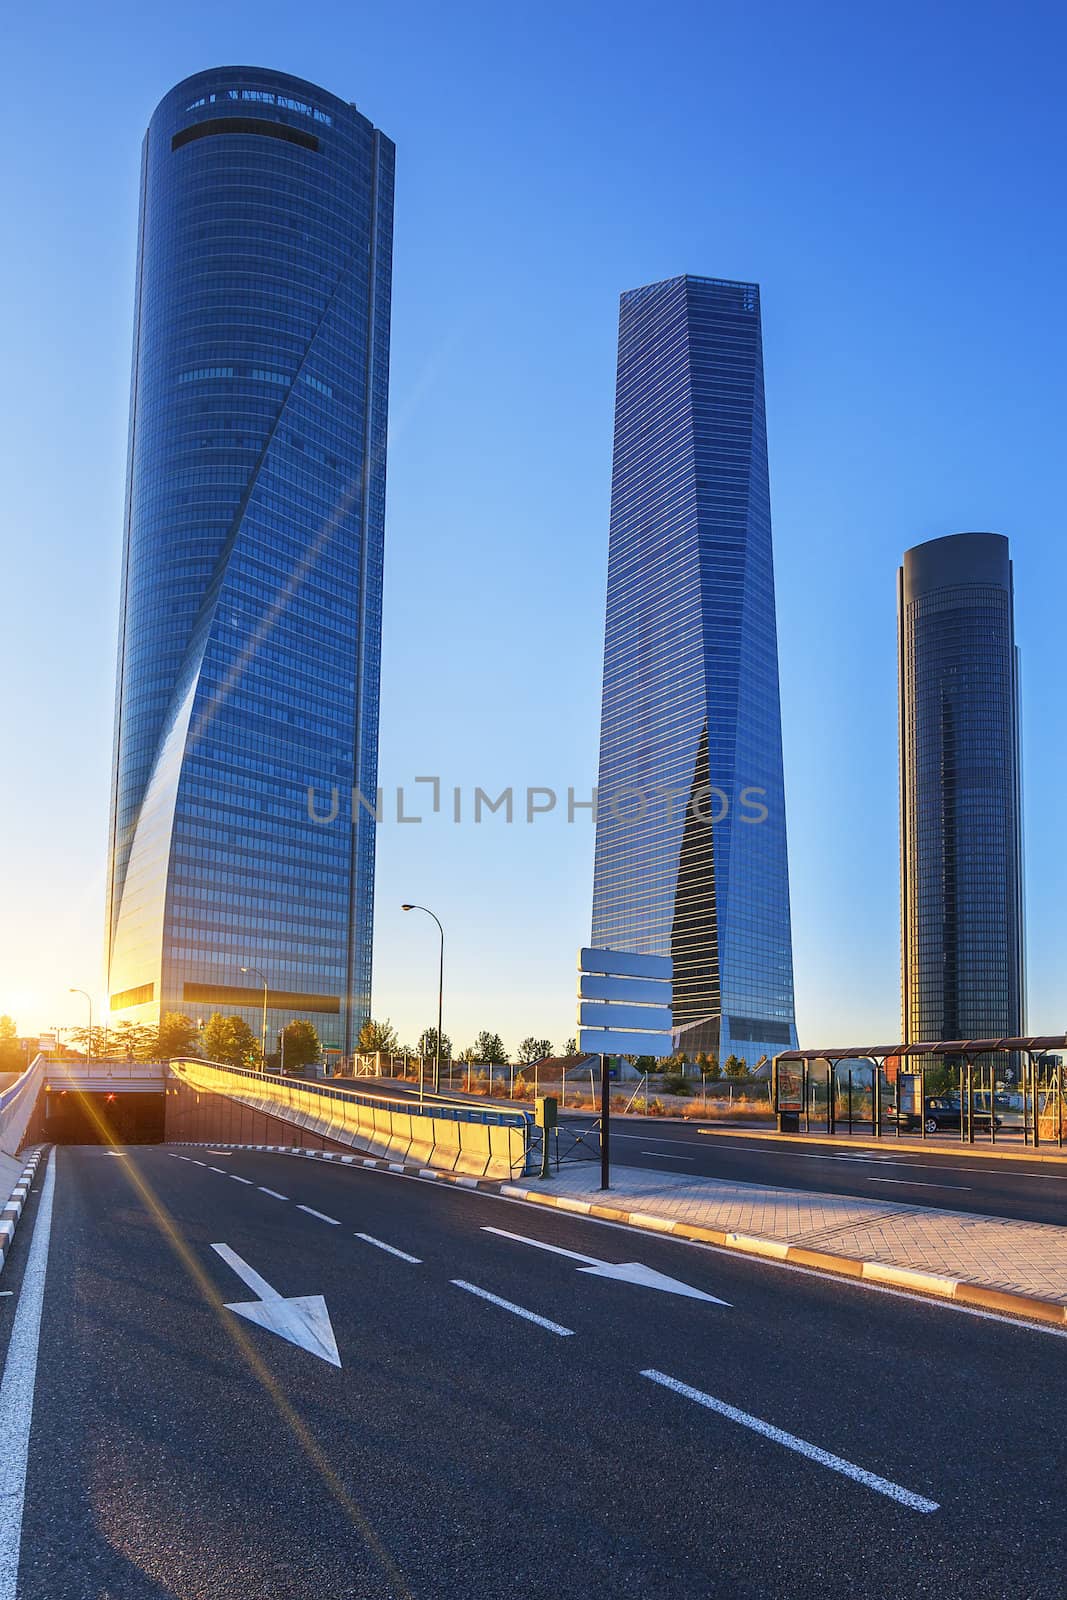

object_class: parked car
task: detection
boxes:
[894,1096,1002,1134]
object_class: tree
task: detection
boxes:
[472,1030,508,1065]
[0,1016,25,1073]
[107,1019,157,1062]
[724,1054,747,1080]
[358,1017,398,1054]
[67,1024,110,1060]
[563,1038,577,1057]
[705,1053,722,1082]
[417,1026,452,1061]
[282,1019,321,1068]
[202,1013,260,1070]
[155,1014,199,1060]
[517,1036,552,1064]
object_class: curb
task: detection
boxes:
[494,1182,1067,1328]
[174,1141,1067,1328]
[173,1142,509,1189]
[0,1147,46,1279]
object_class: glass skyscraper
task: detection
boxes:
[591,275,797,1067]
[898,533,1025,1044]
[105,67,394,1054]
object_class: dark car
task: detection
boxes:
[895,1096,1002,1134]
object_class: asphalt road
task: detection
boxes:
[558,1119,1067,1225]
[0,1144,1064,1599]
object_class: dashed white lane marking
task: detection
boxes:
[229,1175,253,1185]
[450,1279,574,1336]
[354,1233,422,1264]
[207,1166,227,1174]
[191,1160,206,1167]
[641,1152,694,1160]
[640,1369,939,1513]
[258,1187,288,1200]
[0,1152,56,1599]
[297,1205,340,1226]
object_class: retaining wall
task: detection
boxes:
[166,1060,530,1178]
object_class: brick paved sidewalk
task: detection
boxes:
[514,1164,1067,1305]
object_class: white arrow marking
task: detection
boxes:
[481,1227,730,1305]
[211,1243,341,1367]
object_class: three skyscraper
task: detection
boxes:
[102,67,1024,1063]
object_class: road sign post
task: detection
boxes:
[576,948,674,1192]
[600,1053,609,1191]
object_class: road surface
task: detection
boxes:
[0,1144,1063,1598]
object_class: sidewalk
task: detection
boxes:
[499,1161,1067,1322]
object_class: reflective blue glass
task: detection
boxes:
[105,68,393,1052]
[898,533,1025,1043]
[591,276,797,1067]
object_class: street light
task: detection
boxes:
[69,988,93,1064]
[240,966,269,1071]
[401,904,444,1096]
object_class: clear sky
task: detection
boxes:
[3,0,1066,1055]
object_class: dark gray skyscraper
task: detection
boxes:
[591,275,797,1068]
[105,67,393,1054]
[898,532,1025,1044]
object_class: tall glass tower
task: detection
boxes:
[105,68,394,1054]
[591,275,797,1067]
[898,533,1025,1044]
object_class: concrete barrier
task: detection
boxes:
[0,1055,45,1160]
[167,1060,531,1179]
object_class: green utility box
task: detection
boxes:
[534,1095,558,1129]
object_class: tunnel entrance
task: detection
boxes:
[43,1090,166,1144]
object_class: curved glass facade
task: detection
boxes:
[898,533,1025,1044]
[105,67,394,1053]
[591,276,797,1067]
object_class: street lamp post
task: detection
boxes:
[240,966,269,1071]
[401,904,444,1097]
[69,988,93,1065]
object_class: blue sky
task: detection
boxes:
[3,0,1065,1053]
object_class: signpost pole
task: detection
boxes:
[600,1052,610,1190]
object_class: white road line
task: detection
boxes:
[207,1166,227,1174]
[641,1369,939,1513]
[297,1205,340,1225]
[258,1187,288,1200]
[354,1233,422,1263]
[451,1279,573,1336]
[228,1175,253,1184]
[482,1226,600,1265]
[0,1151,57,1599]
[865,1178,971,1190]
[641,1152,694,1160]
[211,1241,280,1302]
[190,1159,206,1166]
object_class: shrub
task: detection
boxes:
[647,1098,667,1116]
[512,1072,530,1100]
[661,1072,694,1097]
